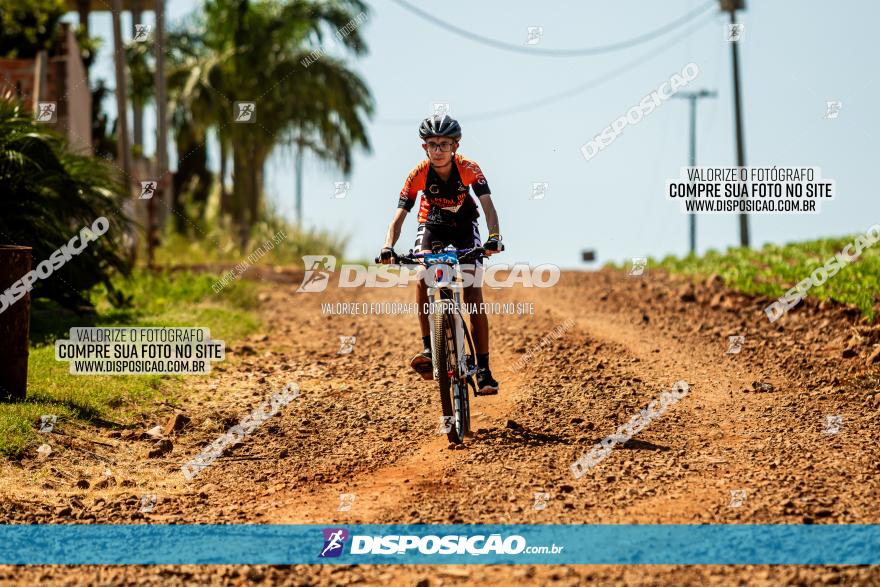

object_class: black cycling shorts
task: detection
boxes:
[413,220,482,265]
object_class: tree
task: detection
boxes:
[0,0,66,58]
[0,94,131,311]
[166,23,226,230]
[126,39,154,152]
[202,0,373,244]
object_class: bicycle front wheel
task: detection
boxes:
[432,304,469,444]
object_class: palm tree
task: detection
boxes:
[0,0,66,58]
[166,24,225,230]
[201,0,373,245]
[125,39,154,153]
[0,93,131,310]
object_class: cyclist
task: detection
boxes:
[378,114,504,394]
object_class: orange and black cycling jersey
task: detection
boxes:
[397,154,491,226]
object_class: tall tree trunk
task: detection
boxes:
[132,100,144,153]
[172,125,209,232]
[295,141,303,227]
[232,148,250,248]
[219,139,229,216]
[247,149,260,230]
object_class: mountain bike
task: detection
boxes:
[377,245,488,444]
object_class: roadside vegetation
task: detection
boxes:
[0,270,260,458]
[649,235,880,320]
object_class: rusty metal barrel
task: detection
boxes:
[0,245,32,401]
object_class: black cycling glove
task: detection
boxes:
[484,234,504,253]
[379,247,398,263]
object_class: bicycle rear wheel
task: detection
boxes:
[432,303,469,444]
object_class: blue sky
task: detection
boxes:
[70,0,879,268]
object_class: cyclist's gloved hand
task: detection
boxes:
[484,234,504,254]
[378,247,398,264]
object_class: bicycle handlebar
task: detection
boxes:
[374,246,489,265]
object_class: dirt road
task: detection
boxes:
[2,268,879,585]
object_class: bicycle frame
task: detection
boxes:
[421,248,479,383]
[408,246,482,441]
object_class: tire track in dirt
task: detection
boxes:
[261,282,537,524]
[3,268,880,586]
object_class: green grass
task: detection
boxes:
[637,234,880,321]
[0,269,262,458]
[153,181,349,266]
[153,218,349,267]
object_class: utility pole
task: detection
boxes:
[721,0,749,247]
[674,90,716,254]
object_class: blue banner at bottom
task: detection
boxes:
[1,524,879,565]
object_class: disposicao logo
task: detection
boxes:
[296,254,560,292]
[318,528,349,558]
[298,255,336,293]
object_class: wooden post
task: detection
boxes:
[131,0,144,151]
[111,0,132,188]
[0,246,32,401]
[33,50,49,113]
[150,0,169,268]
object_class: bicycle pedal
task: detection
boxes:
[411,355,433,380]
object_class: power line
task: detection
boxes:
[376,12,716,126]
[387,0,715,57]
